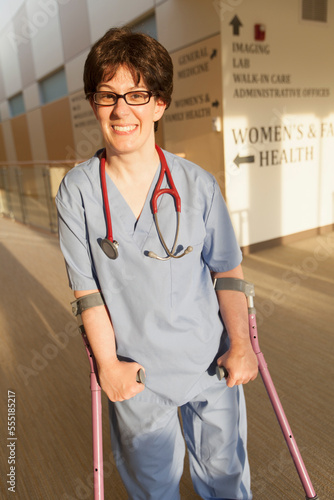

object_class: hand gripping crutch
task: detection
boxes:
[214,278,319,500]
[71,292,146,500]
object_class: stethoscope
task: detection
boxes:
[100,145,193,260]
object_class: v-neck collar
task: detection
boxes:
[102,156,172,250]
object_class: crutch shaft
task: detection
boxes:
[91,378,104,500]
[82,333,105,500]
[249,312,317,500]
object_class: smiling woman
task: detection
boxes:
[55,26,257,500]
[83,27,173,113]
[89,65,166,162]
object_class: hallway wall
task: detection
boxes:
[0,0,333,248]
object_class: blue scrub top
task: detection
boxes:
[56,149,242,405]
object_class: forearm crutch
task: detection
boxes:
[72,293,106,500]
[214,278,319,500]
[71,292,146,500]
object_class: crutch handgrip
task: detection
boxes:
[136,368,146,384]
[216,365,228,380]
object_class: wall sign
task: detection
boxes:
[68,91,103,161]
[221,7,334,247]
[164,35,224,186]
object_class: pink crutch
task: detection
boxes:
[80,326,104,500]
[72,293,106,500]
[71,292,145,500]
[215,278,319,500]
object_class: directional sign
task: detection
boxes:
[229,16,243,36]
[164,34,223,186]
[233,154,255,167]
[210,49,217,60]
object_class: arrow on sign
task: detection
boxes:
[229,15,243,36]
[233,154,255,167]
[210,49,217,59]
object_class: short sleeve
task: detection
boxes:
[56,181,99,291]
[202,179,242,272]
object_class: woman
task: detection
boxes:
[56,27,257,500]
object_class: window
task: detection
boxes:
[131,13,157,40]
[9,93,25,117]
[302,0,328,22]
[39,68,68,105]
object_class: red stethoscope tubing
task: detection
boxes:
[100,145,181,242]
[100,152,114,243]
[152,144,181,213]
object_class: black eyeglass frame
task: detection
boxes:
[89,90,155,107]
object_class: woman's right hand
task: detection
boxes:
[98,359,145,402]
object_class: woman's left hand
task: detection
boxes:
[217,344,258,388]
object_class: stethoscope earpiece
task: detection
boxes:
[100,238,119,260]
[147,245,193,261]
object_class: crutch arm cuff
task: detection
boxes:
[71,291,105,317]
[214,277,255,298]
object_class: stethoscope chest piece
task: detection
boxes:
[101,239,119,260]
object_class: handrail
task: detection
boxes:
[0,159,85,233]
[0,159,85,167]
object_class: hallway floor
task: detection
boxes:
[0,216,333,499]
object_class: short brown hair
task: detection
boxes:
[84,27,173,109]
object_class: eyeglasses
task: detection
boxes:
[91,90,154,106]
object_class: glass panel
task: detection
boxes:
[131,13,157,40]
[0,164,72,233]
[0,168,11,215]
[39,68,68,105]
[9,93,25,117]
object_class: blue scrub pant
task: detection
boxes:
[108,381,252,500]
